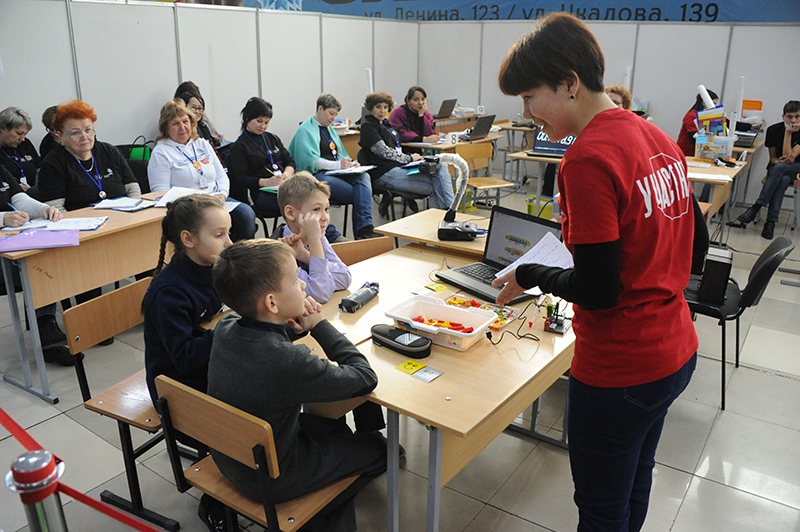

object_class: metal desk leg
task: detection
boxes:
[507,376,569,449]
[387,409,400,532]
[779,267,800,288]
[426,425,443,532]
[1,257,57,404]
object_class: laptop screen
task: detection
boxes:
[435,99,457,119]
[483,206,562,270]
[533,126,576,155]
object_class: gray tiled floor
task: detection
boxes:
[2,173,799,531]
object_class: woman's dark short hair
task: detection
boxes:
[240,97,273,131]
[498,13,605,96]
[316,94,341,112]
[177,91,205,109]
[692,90,718,111]
[174,81,201,99]
[364,92,394,111]
[404,86,427,103]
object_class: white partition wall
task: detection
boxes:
[373,20,419,107]
[258,11,322,143]
[0,0,78,148]
[479,21,533,123]
[71,1,178,145]
[320,16,374,126]
[633,23,730,136]
[419,22,482,113]
[587,22,638,88]
[176,5,260,141]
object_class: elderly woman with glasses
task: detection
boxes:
[38,100,141,212]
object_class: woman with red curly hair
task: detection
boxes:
[38,100,140,212]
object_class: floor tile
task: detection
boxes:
[696,410,800,509]
[739,325,800,377]
[672,476,800,532]
[641,465,693,532]
[657,397,718,474]
[462,505,549,531]
[751,297,800,336]
[0,378,61,440]
[724,366,800,431]
[680,354,728,409]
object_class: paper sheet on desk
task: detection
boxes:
[496,232,574,286]
[687,172,732,183]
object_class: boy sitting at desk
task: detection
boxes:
[270,171,390,436]
[270,171,352,304]
[209,239,386,532]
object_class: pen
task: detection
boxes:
[7,203,17,211]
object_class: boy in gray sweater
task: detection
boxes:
[209,238,386,532]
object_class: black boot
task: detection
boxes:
[736,204,761,225]
[761,221,775,240]
[37,315,67,349]
[378,193,391,218]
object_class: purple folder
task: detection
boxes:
[0,229,81,253]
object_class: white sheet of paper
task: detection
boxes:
[687,172,732,183]
[325,165,376,177]
[154,186,236,210]
[46,217,108,231]
[497,231,574,278]
[2,220,49,232]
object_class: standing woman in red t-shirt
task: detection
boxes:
[494,13,704,531]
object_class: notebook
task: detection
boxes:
[436,205,562,305]
[433,99,458,119]
[0,229,80,253]
[458,114,496,142]
[526,126,576,158]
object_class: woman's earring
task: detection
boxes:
[569,94,576,100]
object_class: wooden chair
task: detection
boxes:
[155,375,358,532]
[331,236,393,265]
[66,277,179,530]
[455,139,515,212]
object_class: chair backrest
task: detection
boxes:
[155,375,281,478]
[126,159,150,194]
[331,236,393,266]
[456,141,492,174]
[741,235,795,309]
[62,277,152,354]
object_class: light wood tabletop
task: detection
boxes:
[375,208,489,258]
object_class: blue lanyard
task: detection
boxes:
[319,127,338,161]
[1,147,26,181]
[382,121,401,148]
[69,151,105,198]
[176,144,203,176]
[244,132,278,172]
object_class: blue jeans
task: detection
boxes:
[755,162,800,222]
[568,353,696,532]
[376,165,455,210]
[229,202,256,242]
[315,171,374,233]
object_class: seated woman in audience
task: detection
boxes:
[358,91,454,216]
[174,81,224,148]
[388,86,440,145]
[147,99,256,242]
[227,97,295,216]
[289,93,380,241]
[605,85,632,110]
[38,100,141,212]
[677,89,719,202]
[0,106,40,196]
[39,106,60,159]
[38,100,142,338]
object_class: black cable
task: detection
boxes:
[487,298,542,345]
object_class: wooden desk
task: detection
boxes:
[497,123,537,180]
[316,246,574,531]
[433,113,484,134]
[1,206,165,403]
[403,135,503,176]
[507,151,564,213]
[686,159,746,219]
[375,208,488,259]
[338,129,360,160]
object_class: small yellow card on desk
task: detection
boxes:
[396,360,427,375]
[425,282,448,292]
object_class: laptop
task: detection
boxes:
[458,114,496,142]
[434,99,458,119]
[526,125,576,158]
[436,205,562,305]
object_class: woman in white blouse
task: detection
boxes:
[148,99,255,241]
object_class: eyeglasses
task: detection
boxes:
[188,106,204,113]
[65,128,95,139]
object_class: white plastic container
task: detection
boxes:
[385,296,496,351]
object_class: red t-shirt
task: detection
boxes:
[558,108,698,387]
[676,109,698,156]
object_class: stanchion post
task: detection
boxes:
[5,449,68,532]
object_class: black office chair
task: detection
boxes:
[684,235,794,410]
[253,205,282,236]
[372,181,428,221]
[126,159,150,194]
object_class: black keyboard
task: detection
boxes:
[457,263,499,283]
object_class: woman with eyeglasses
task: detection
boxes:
[175,83,224,148]
[604,85,632,110]
[0,106,41,197]
[38,100,141,212]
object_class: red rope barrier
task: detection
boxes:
[1,408,160,532]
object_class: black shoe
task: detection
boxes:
[378,194,391,218]
[356,225,382,240]
[37,315,67,349]
[405,198,420,213]
[98,337,114,346]
[761,221,775,240]
[362,431,405,459]
[198,494,230,532]
[736,204,761,225]
[43,346,82,367]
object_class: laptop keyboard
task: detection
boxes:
[457,263,499,284]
